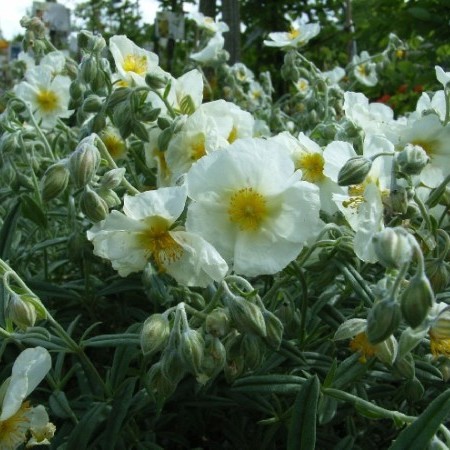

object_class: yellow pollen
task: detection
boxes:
[137,216,183,271]
[0,402,31,449]
[228,187,268,231]
[101,130,126,160]
[36,90,58,112]
[411,140,435,156]
[228,126,238,144]
[349,332,376,363]
[298,152,325,183]
[288,27,300,40]
[123,54,148,75]
[429,331,450,358]
[190,133,206,160]
[357,64,367,77]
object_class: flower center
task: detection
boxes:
[349,332,376,363]
[123,54,148,75]
[429,330,450,358]
[0,402,31,449]
[228,187,268,231]
[36,90,58,112]
[357,64,367,77]
[137,217,182,271]
[411,140,435,157]
[228,126,238,144]
[297,153,325,183]
[288,27,300,40]
[190,133,206,160]
[101,130,126,160]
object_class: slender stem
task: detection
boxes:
[414,191,433,231]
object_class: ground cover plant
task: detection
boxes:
[0,8,450,449]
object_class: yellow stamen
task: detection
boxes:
[357,65,367,77]
[228,187,268,231]
[36,90,58,112]
[228,126,238,144]
[190,133,206,160]
[0,402,31,449]
[349,332,376,363]
[430,330,450,358]
[123,54,148,75]
[297,153,325,183]
[288,27,300,40]
[137,216,183,271]
[101,129,126,160]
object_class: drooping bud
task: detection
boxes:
[426,258,450,293]
[97,188,121,208]
[145,73,169,90]
[80,185,109,222]
[80,55,98,85]
[147,362,177,399]
[396,143,429,175]
[366,298,401,344]
[262,310,284,349]
[140,314,171,356]
[337,156,372,186]
[179,329,205,376]
[199,335,226,383]
[401,274,434,328]
[41,162,70,201]
[68,135,101,188]
[205,308,230,337]
[161,347,186,384]
[5,293,37,329]
[82,95,103,113]
[100,168,125,190]
[372,227,413,269]
[240,334,264,370]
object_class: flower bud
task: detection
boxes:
[401,274,434,328]
[396,144,429,175]
[107,87,131,110]
[5,293,37,329]
[224,294,267,338]
[145,73,168,90]
[179,329,205,375]
[140,314,170,356]
[205,308,230,337]
[367,298,401,344]
[262,310,284,349]
[426,258,449,293]
[147,362,177,399]
[100,168,126,190]
[41,162,70,201]
[241,334,264,370]
[69,135,100,188]
[82,95,103,113]
[97,188,121,208]
[372,227,413,269]
[199,335,226,382]
[69,80,86,104]
[80,186,109,222]
[337,156,372,186]
[80,56,98,85]
[389,186,409,214]
[161,347,185,384]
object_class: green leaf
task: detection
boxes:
[389,389,450,450]
[287,375,320,450]
[0,200,20,259]
[20,194,47,229]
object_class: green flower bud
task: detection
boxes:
[205,308,231,337]
[140,314,170,356]
[5,293,37,329]
[199,336,226,382]
[145,73,169,90]
[367,298,401,344]
[69,135,100,188]
[225,294,267,338]
[389,186,409,214]
[179,329,205,376]
[241,334,264,370]
[41,162,70,201]
[396,144,429,175]
[372,227,413,269]
[80,186,109,222]
[147,362,177,399]
[337,156,372,186]
[97,188,121,208]
[100,168,126,190]
[82,95,103,113]
[80,56,98,85]
[426,258,449,293]
[262,310,284,349]
[401,274,434,328]
[161,347,185,384]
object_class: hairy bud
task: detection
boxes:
[338,156,372,186]
[140,314,170,356]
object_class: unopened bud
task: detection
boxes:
[426,259,450,293]
[179,329,204,375]
[147,362,177,399]
[80,186,109,222]
[200,335,226,382]
[41,162,70,201]
[262,310,284,349]
[69,135,100,188]
[397,144,429,175]
[225,294,267,338]
[241,334,264,370]
[367,298,401,344]
[145,73,168,90]
[82,95,103,113]
[338,156,372,186]
[372,227,413,269]
[97,188,121,208]
[161,347,185,384]
[100,168,126,190]
[401,274,434,328]
[205,308,230,337]
[69,80,86,103]
[390,187,409,214]
[6,293,37,329]
[140,314,170,356]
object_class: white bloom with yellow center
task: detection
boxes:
[264,18,320,49]
[185,138,322,277]
[294,78,311,97]
[352,51,378,87]
[190,33,226,64]
[109,35,165,86]
[0,347,53,450]
[188,11,229,34]
[14,65,72,128]
[87,185,228,287]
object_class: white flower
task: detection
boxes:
[14,65,72,128]
[185,138,322,277]
[0,347,53,450]
[321,66,346,85]
[188,11,229,34]
[352,51,378,87]
[230,63,254,84]
[415,91,446,122]
[87,185,228,287]
[395,114,450,188]
[293,78,311,97]
[264,19,320,49]
[109,35,165,86]
[190,33,226,64]
[435,65,450,88]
